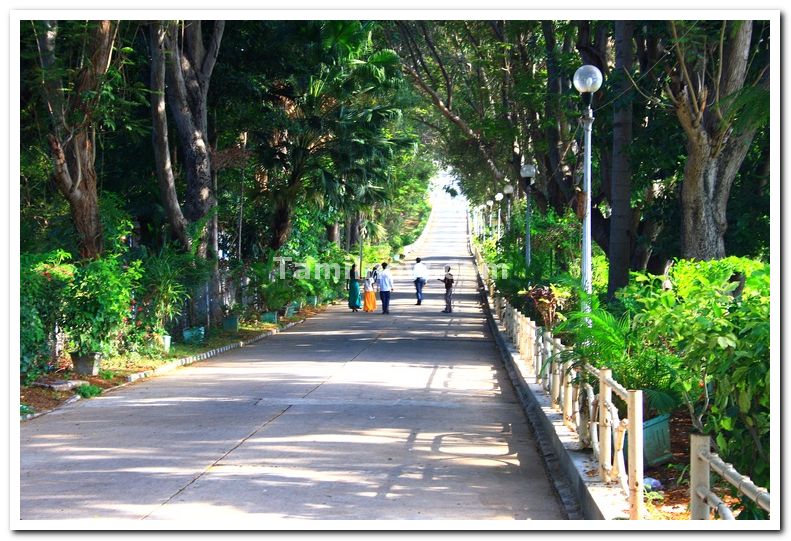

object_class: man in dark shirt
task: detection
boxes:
[438,265,454,313]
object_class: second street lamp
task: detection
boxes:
[520,163,537,268]
[573,64,603,303]
[486,200,494,241]
[503,183,514,231]
[495,192,503,239]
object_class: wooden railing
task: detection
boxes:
[689,433,771,519]
[471,240,645,520]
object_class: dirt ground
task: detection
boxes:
[643,409,743,519]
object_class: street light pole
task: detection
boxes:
[573,64,603,304]
[503,183,514,231]
[486,200,494,241]
[495,192,503,239]
[520,164,537,269]
[581,106,594,297]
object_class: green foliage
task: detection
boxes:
[62,255,142,356]
[617,257,770,487]
[362,244,392,266]
[20,404,34,416]
[20,250,76,380]
[99,192,135,255]
[74,384,103,399]
[555,295,683,416]
[138,246,193,334]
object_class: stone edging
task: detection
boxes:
[20,308,328,422]
[470,245,629,521]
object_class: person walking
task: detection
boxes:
[377,262,394,314]
[412,257,429,305]
[347,263,362,312]
[362,265,379,312]
[438,265,454,313]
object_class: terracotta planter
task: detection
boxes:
[71,352,102,376]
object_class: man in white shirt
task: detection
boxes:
[412,257,429,305]
[377,262,394,314]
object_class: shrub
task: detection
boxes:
[20,250,76,382]
[138,246,192,335]
[62,255,142,357]
[618,257,770,487]
[75,384,102,398]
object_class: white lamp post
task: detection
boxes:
[486,200,494,240]
[503,183,514,231]
[573,64,603,302]
[520,163,537,268]
[495,192,503,238]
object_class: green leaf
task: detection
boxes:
[738,390,751,413]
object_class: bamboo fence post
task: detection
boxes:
[544,332,554,394]
[563,360,574,427]
[690,433,711,520]
[627,389,644,520]
[599,368,613,481]
[516,314,524,357]
[550,344,560,407]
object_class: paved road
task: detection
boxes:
[19,190,565,523]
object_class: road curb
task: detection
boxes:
[471,245,628,521]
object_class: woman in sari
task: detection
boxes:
[363,265,379,312]
[348,263,362,312]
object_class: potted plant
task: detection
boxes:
[555,294,679,466]
[143,249,190,354]
[263,280,292,319]
[63,256,142,375]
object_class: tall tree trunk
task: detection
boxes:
[541,22,572,213]
[37,20,117,259]
[349,211,361,248]
[326,222,339,245]
[160,20,225,324]
[269,197,292,252]
[148,22,190,250]
[681,135,754,259]
[668,20,757,260]
[47,132,104,259]
[608,21,635,298]
[208,128,223,327]
[163,20,225,258]
[344,215,352,251]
